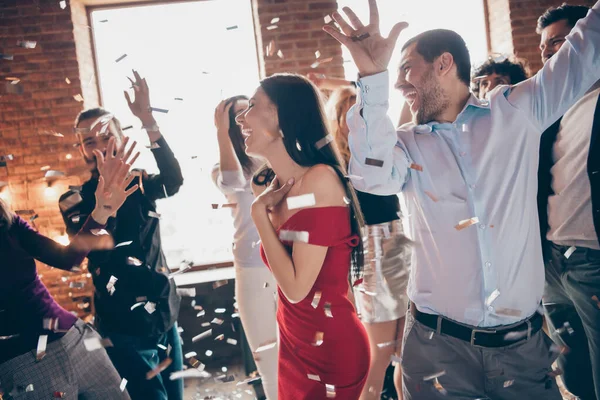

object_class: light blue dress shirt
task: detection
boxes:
[347,3,600,327]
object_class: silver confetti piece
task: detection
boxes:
[176,288,196,297]
[126,257,143,266]
[184,351,197,359]
[106,275,118,295]
[25,383,34,392]
[279,230,309,243]
[90,228,109,236]
[324,302,333,318]
[115,241,133,248]
[564,246,577,259]
[144,302,157,314]
[115,54,127,63]
[211,318,224,325]
[324,15,332,23]
[205,350,213,356]
[255,340,277,353]
[423,370,446,381]
[307,374,321,382]
[215,308,226,314]
[0,334,20,340]
[485,289,500,307]
[311,291,322,308]
[365,158,384,167]
[312,331,324,346]
[130,302,145,311]
[215,334,225,341]
[503,380,514,388]
[315,134,334,150]
[271,17,280,23]
[148,210,161,219]
[227,338,238,345]
[213,280,228,289]
[201,322,210,327]
[287,193,316,210]
[150,107,169,114]
[326,384,336,398]
[17,40,37,49]
[36,335,47,361]
[192,329,212,342]
[119,378,128,392]
[376,340,399,349]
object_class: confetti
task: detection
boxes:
[205,350,213,357]
[424,190,439,202]
[279,230,309,243]
[324,302,333,318]
[215,308,226,314]
[174,97,183,101]
[556,321,574,336]
[192,329,212,342]
[146,358,172,380]
[184,351,197,358]
[454,217,480,231]
[144,302,156,314]
[65,77,71,84]
[365,158,384,167]
[271,17,280,23]
[150,107,169,114]
[267,25,278,30]
[90,228,109,236]
[311,291,322,308]
[106,275,118,295]
[564,246,577,259]
[119,378,127,392]
[126,257,143,266]
[308,374,321,382]
[169,369,209,380]
[196,309,206,317]
[36,335,47,361]
[212,318,224,325]
[176,288,196,297]
[0,53,14,60]
[17,40,37,49]
[377,340,400,349]
[485,289,500,307]
[147,210,161,219]
[312,331,324,346]
[237,376,262,386]
[315,134,334,150]
[115,54,127,63]
[423,370,446,381]
[226,25,239,30]
[201,322,210,327]
[213,280,228,289]
[495,307,522,317]
[311,57,333,68]
[45,170,65,179]
[433,378,448,395]
[503,379,514,388]
[215,334,225,341]
[255,340,277,353]
[428,331,435,340]
[503,330,528,341]
[287,193,316,210]
[0,334,20,340]
[326,384,336,398]
[115,241,132,248]
[73,94,84,102]
[211,203,237,209]
[227,338,238,345]
[315,50,321,58]
[410,163,423,172]
[324,15,333,24]
[59,1,67,9]
[277,49,284,59]
[130,302,145,310]
[122,125,133,131]
[189,357,206,371]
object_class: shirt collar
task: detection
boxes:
[413,93,489,135]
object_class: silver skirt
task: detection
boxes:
[354,220,412,323]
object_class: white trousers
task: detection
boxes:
[236,265,279,399]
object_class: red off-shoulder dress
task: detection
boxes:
[260,206,370,399]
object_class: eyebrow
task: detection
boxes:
[399,61,410,71]
[82,137,95,144]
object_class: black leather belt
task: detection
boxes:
[409,303,543,348]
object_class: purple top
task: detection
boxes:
[0,214,104,364]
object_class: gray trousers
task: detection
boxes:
[544,242,600,400]
[401,311,562,400]
[0,320,130,400]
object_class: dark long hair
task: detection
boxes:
[225,95,256,175]
[252,74,365,280]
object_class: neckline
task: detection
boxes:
[276,206,349,231]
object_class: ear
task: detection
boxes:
[436,52,455,78]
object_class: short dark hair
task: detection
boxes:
[471,58,529,96]
[537,3,589,34]
[402,29,471,86]
[74,107,124,139]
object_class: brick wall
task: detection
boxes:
[0,0,343,318]
[486,0,596,73]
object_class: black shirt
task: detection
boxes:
[355,190,400,226]
[59,136,184,338]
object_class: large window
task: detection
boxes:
[90,1,260,267]
[338,0,489,124]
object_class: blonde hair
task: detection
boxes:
[326,86,357,166]
[0,197,14,232]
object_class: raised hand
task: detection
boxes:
[214,100,233,134]
[323,0,408,77]
[93,136,139,190]
[124,69,152,121]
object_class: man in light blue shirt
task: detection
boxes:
[324,0,600,398]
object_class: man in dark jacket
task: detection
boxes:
[537,5,600,400]
[59,70,184,400]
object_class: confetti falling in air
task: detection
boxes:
[556,321,574,336]
[119,378,127,392]
[324,15,333,23]
[312,331,324,346]
[227,338,238,345]
[150,107,169,114]
[279,230,309,243]
[17,40,37,49]
[564,246,577,259]
[184,351,197,359]
[115,54,128,63]
[324,302,333,318]
[215,334,225,341]
[277,49,284,59]
[148,210,161,219]
[146,358,172,380]
[311,57,333,68]
[126,257,143,266]
[267,25,278,30]
[73,94,84,102]
[255,340,277,353]
[144,302,156,314]
[226,25,239,30]
[455,217,480,231]
[130,302,145,311]
[215,308,226,314]
[503,329,529,341]
[308,374,321,382]
[410,163,423,171]
[115,241,132,248]
[311,291,322,309]
[271,17,280,24]
[192,329,212,342]
[315,50,321,59]
[326,384,336,398]
[59,1,67,9]
[423,370,446,381]
[315,134,334,150]
[433,378,448,395]
[377,340,400,349]
[485,289,500,307]
[106,275,118,295]
[176,288,196,297]
[287,193,316,210]
[365,158,384,167]
[213,279,228,289]
[211,318,224,325]
[205,350,213,357]
[36,335,47,361]
[0,53,14,60]
[503,379,514,388]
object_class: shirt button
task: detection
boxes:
[487,306,494,312]
[485,262,492,268]
[479,224,486,230]
[469,184,476,189]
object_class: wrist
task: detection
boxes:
[139,114,157,127]
[251,202,268,218]
[90,208,110,225]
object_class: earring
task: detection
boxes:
[279,129,284,138]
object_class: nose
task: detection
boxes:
[235,109,246,127]
[394,72,407,91]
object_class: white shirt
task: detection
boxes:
[346,3,600,327]
[547,85,600,250]
[211,164,263,268]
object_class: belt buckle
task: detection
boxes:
[470,328,496,346]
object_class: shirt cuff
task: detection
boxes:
[356,71,390,106]
[82,215,107,232]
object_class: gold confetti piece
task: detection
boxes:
[65,77,71,84]
[503,379,514,388]
[119,378,127,392]
[212,318,224,325]
[564,246,577,259]
[312,331,324,346]
[227,338,238,345]
[409,163,423,171]
[277,49,284,59]
[146,358,172,380]
[433,378,448,395]
[307,374,321,382]
[36,335,47,361]
[424,190,439,202]
[377,340,399,349]
[215,334,225,341]
[0,334,19,340]
[423,370,446,381]
[454,217,480,231]
[279,230,309,243]
[287,193,316,210]
[188,356,205,370]
[365,158,384,167]
[213,280,228,289]
[106,275,118,295]
[485,289,500,307]
[211,203,237,209]
[495,307,522,317]
[148,210,161,219]
[73,94,84,102]
[192,329,212,342]
[324,302,333,318]
[326,384,336,398]
[144,302,156,314]
[115,54,127,63]
[311,291,322,309]
[126,257,143,266]
[255,340,277,353]
[176,288,196,297]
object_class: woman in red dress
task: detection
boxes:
[235,73,370,399]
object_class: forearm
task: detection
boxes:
[251,205,300,300]
[139,113,162,143]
